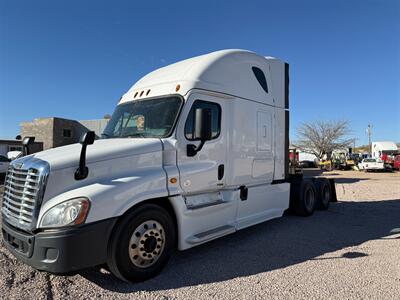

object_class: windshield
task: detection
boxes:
[102,96,183,138]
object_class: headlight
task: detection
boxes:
[39,198,90,228]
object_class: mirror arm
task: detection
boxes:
[194,140,206,153]
[75,144,89,180]
[187,140,206,157]
[75,131,95,180]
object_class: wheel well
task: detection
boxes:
[117,197,179,247]
[146,197,178,231]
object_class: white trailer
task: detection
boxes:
[372,141,398,160]
[2,50,336,282]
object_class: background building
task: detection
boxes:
[0,138,43,157]
[20,117,109,150]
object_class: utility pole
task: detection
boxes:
[366,124,372,155]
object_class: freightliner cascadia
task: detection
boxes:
[2,50,335,282]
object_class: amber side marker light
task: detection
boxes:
[169,177,177,184]
[175,84,181,92]
[74,200,90,225]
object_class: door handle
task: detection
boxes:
[239,186,248,201]
[218,164,224,180]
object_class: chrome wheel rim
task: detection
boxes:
[128,220,165,268]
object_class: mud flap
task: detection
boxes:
[329,179,337,202]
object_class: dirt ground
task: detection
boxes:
[0,170,399,299]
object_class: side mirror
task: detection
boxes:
[194,108,212,141]
[187,108,212,157]
[75,131,96,180]
[80,131,95,145]
[22,136,35,146]
[22,136,35,155]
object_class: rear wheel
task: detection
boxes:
[107,203,175,282]
[315,178,331,210]
[291,180,317,216]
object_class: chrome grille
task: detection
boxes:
[1,158,49,231]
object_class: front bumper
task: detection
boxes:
[1,218,117,274]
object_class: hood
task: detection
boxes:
[29,138,162,171]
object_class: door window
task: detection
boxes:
[184,100,221,140]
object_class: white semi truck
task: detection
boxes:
[2,50,335,282]
[371,141,399,169]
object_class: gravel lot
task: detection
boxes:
[1,170,399,299]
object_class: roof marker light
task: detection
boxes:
[134,92,138,98]
[146,89,151,96]
[140,91,144,97]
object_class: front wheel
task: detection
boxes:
[107,203,176,282]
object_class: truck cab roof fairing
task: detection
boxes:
[119,49,287,109]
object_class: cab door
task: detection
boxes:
[175,93,227,195]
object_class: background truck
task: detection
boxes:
[1,49,336,282]
[372,141,399,170]
[394,155,400,170]
[358,158,385,172]
[331,149,355,170]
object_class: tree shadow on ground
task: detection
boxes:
[80,198,400,293]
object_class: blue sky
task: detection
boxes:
[1,0,399,145]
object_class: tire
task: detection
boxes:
[314,178,331,210]
[107,203,176,282]
[291,180,317,216]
